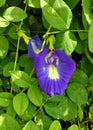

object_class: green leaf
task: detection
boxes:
[7,0,21,6]
[28,85,43,106]
[18,54,31,67]
[90,105,93,114]
[28,0,40,8]
[22,120,40,130]
[7,102,16,118]
[49,120,62,130]
[0,17,9,27]
[82,0,93,24]
[0,27,6,34]
[7,26,18,39]
[19,54,33,74]
[0,36,9,59]
[76,19,88,41]
[88,22,93,52]
[3,6,27,22]
[20,103,37,121]
[0,0,6,7]
[80,57,93,76]
[65,0,80,9]
[13,92,29,115]
[89,74,93,85]
[78,31,87,41]
[0,92,13,107]
[0,78,3,86]
[55,31,77,55]
[0,114,21,130]
[82,10,89,29]
[44,96,77,121]
[67,83,88,105]
[42,14,50,29]
[49,94,65,102]
[80,124,88,130]
[11,70,33,88]
[36,113,53,130]
[67,124,78,130]
[89,105,93,121]
[11,83,20,93]
[70,69,88,87]
[75,40,86,54]
[40,0,72,30]
[3,62,19,77]
[78,105,84,122]
[10,38,27,51]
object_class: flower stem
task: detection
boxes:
[33,97,50,118]
[13,37,20,71]
[11,0,28,93]
[41,39,46,51]
[70,29,88,32]
[30,68,34,78]
[43,25,52,39]
[17,30,30,44]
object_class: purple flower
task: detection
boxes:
[28,35,76,96]
[34,48,76,96]
[28,35,42,59]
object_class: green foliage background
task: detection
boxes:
[0,0,93,129]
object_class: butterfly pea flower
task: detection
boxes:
[28,35,43,59]
[28,35,76,96]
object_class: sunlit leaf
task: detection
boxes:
[49,120,62,130]
[0,36,9,59]
[0,92,13,107]
[78,105,84,122]
[0,114,21,130]
[20,103,37,121]
[40,0,72,30]
[0,17,9,27]
[0,0,6,7]
[3,6,27,22]
[88,21,93,52]
[28,0,40,8]
[55,31,77,55]
[22,120,40,130]
[11,70,33,88]
[67,124,78,130]
[13,92,29,115]
[3,62,19,77]
[28,85,43,106]
[82,0,93,24]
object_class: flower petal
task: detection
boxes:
[54,48,76,83]
[28,35,42,59]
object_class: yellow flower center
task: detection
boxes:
[48,65,59,79]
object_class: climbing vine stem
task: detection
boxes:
[11,0,28,93]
